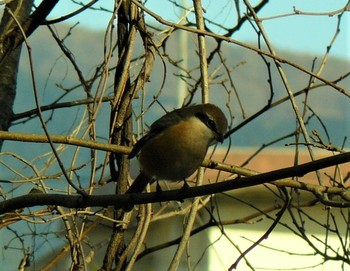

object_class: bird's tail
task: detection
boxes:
[123,172,150,212]
[126,172,150,194]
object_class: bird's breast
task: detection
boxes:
[138,117,213,180]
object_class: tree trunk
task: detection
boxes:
[0,0,34,149]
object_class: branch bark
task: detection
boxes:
[0,0,34,149]
[0,0,59,63]
[1,152,349,214]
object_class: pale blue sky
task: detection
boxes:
[42,0,350,60]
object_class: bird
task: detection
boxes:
[124,103,228,210]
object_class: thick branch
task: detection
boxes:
[0,0,34,149]
[0,0,59,63]
[0,152,349,214]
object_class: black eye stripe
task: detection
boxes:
[195,112,218,133]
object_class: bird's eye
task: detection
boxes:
[206,118,216,130]
[195,112,217,132]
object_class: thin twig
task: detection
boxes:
[193,0,209,103]
[129,0,349,98]
[6,6,86,196]
[229,187,290,269]
[168,167,204,270]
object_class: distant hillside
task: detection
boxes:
[13,24,349,149]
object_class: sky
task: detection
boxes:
[39,0,350,60]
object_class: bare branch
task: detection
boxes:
[0,152,349,214]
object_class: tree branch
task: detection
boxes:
[0,131,131,154]
[129,0,349,97]
[1,152,349,214]
[0,0,59,63]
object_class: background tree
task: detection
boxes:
[0,0,349,270]
[0,0,35,148]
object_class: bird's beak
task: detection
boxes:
[216,133,224,143]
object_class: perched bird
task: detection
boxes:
[125,103,228,209]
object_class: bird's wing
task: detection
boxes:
[128,133,152,159]
[128,108,186,159]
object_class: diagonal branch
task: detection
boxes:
[0,152,349,214]
[0,0,59,63]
